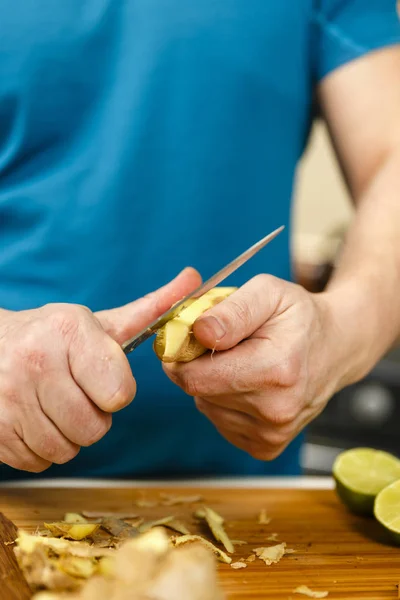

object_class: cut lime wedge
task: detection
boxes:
[333,448,400,515]
[374,479,400,544]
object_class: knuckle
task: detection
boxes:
[21,348,48,376]
[258,427,290,448]
[0,419,19,448]
[83,415,112,446]
[262,402,299,426]
[0,421,52,472]
[254,273,273,289]
[270,408,296,426]
[226,297,252,332]
[0,448,51,474]
[247,440,283,462]
[107,374,136,412]
[181,372,203,398]
[1,383,19,409]
[50,311,79,339]
[7,334,49,377]
[194,397,207,414]
[35,432,78,464]
[55,445,80,465]
[270,354,302,388]
[48,304,89,340]
[22,458,51,473]
[37,433,58,461]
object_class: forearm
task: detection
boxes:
[320,147,400,388]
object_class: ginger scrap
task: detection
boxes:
[89,536,116,549]
[253,543,286,565]
[100,517,138,539]
[171,534,232,564]
[266,533,279,541]
[258,509,271,525]
[64,514,88,524]
[196,506,234,554]
[231,540,247,546]
[293,585,329,598]
[30,528,223,600]
[138,516,175,534]
[230,561,247,569]
[163,520,191,535]
[245,554,256,563]
[81,511,138,520]
[14,531,112,592]
[44,523,99,541]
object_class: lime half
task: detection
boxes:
[374,480,400,544]
[333,448,400,516]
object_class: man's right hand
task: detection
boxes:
[0,267,201,473]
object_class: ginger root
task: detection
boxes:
[153,287,236,363]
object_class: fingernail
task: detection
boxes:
[197,316,226,341]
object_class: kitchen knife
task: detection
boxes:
[122,225,284,355]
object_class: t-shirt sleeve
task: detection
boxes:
[313,0,400,81]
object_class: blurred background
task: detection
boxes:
[293,121,400,476]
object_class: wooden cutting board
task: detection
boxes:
[0,486,399,599]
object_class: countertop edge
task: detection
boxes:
[0,476,334,490]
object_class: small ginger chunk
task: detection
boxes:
[253,543,286,565]
[245,554,256,563]
[230,561,247,569]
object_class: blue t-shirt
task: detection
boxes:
[0,1,399,480]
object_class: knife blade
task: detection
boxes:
[122,225,284,355]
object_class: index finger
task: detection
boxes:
[68,316,136,413]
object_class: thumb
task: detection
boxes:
[193,275,281,351]
[96,267,202,345]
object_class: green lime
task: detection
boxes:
[374,479,400,544]
[333,447,400,516]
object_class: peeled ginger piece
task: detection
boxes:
[154,287,236,363]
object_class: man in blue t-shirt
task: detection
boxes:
[0,2,399,480]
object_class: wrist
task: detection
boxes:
[316,279,398,391]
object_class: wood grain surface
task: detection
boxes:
[0,486,399,599]
[0,512,31,600]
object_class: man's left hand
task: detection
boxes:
[163,275,349,460]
